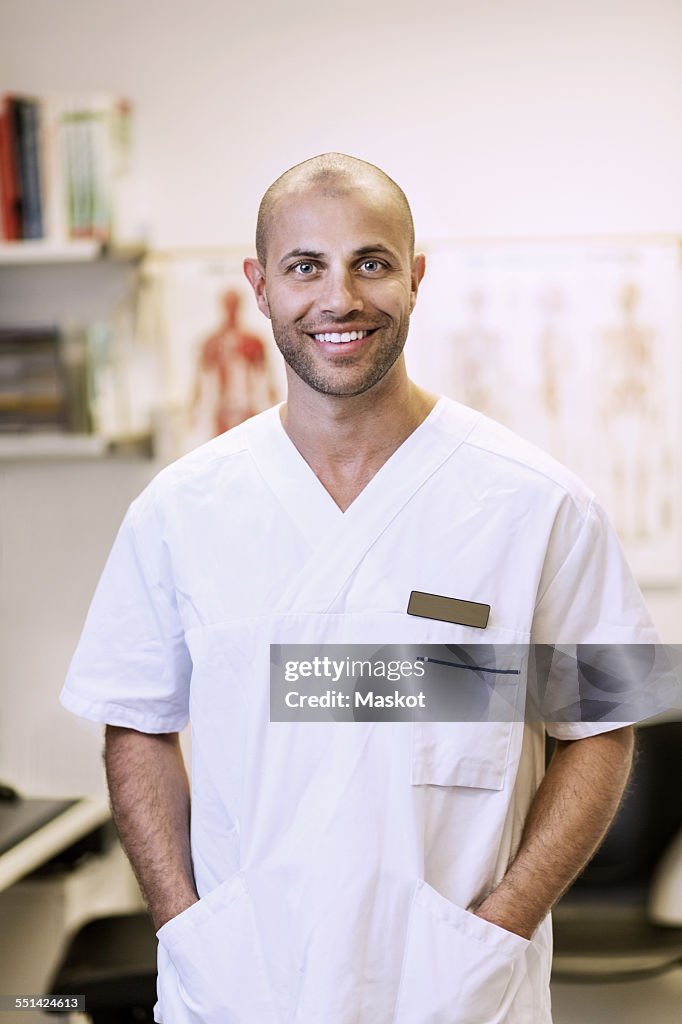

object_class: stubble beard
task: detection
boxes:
[270,316,411,397]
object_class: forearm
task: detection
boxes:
[474,725,635,939]
[104,725,198,930]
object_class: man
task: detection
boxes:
[61,154,659,1023]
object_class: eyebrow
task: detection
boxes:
[278,244,398,268]
[278,248,325,268]
[354,245,397,259]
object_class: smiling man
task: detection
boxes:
[248,157,419,401]
[62,154,660,1023]
[244,156,434,513]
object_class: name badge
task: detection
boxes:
[407,590,490,629]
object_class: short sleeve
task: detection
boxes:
[531,496,668,740]
[60,493,192,733]
[533,497,658,646]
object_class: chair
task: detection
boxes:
[46,912,158,1022]
[550,720,682,981]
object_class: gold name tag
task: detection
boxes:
[407,590,490,629]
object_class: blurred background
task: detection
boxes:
[1,1,681,1021]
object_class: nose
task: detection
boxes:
[318,265,364,317]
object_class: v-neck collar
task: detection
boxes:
[279,396,449,512]
[246,397,454,550]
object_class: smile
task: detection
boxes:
[311,330,374,345]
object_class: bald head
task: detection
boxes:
[255,153,415,266]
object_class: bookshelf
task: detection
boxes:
[0,239,100,264]
[0,433,107,459]
[0,431,155,460]
[0,247,151,459]
[0,240,145,266]
[0,92,151,457]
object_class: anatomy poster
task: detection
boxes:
[407,239,682,585]
[139,250,284,455]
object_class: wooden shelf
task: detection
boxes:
[0,432,155,461]
[0,434,108,459]
[0,240,146,266]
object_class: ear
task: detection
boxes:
[243,258,271,319]
[409,252,426,312]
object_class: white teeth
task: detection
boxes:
[313,330,369,344]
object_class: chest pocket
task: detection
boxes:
[410,640,528,791]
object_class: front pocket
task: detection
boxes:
[411,721,519,789]
[156,872,278,1023]
[411,645,526,790]
[394,880,530,1024]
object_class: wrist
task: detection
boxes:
[472,892,538,940]
[151,890,199,932]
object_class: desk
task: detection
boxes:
[0,798,137,1023]
[0,797,110,893]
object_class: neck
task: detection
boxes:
[279,362,438,509]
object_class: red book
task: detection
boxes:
[0,95,21,240]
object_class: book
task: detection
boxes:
[0,327,68,432]
[59,94,133,243]
[13,97,44,239]
[0,96,22,240]
[0,92,140,246]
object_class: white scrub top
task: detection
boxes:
[61,397,659,1024]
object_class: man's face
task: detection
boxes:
[245,186,425,397]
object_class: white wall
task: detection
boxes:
[3,0,682,247]
[0,457,158,796]
[1,0,682,795]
